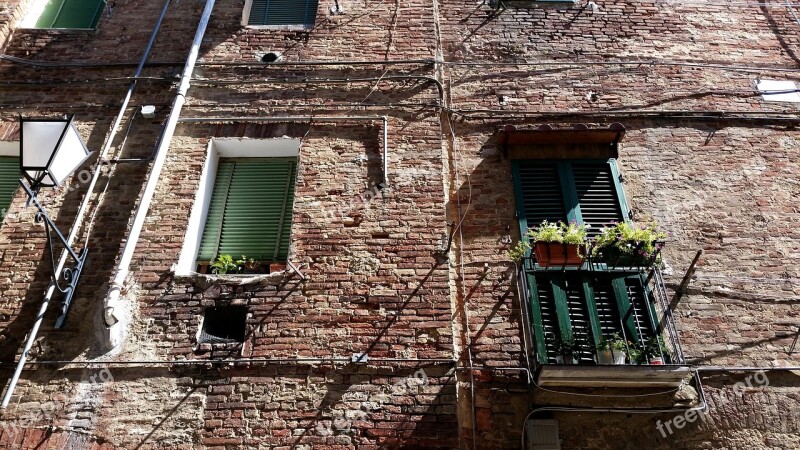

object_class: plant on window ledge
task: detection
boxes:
[237,255,268,274]
[591,221,667,267]
[553,334,582,364]
[641,336,670,365]
[528,220,588,267]
[211,254,239,275]
[596,333,628,365]
[508,240,531,263]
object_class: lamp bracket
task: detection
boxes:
[20,179,89,329]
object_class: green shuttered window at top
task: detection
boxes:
[248,0,319,26]
[512,158,659,363]
[198,158,297,264]
[35,0,105,29]
[511,158,630,237]
[0,157,19,217]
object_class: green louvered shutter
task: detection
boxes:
[248,0,318,26]
[624,275,656,343]
[198,163,234,261]
[591,276,622,337]
[37,0,104,29]
[515,161,569,230]
[572,161,625,236]
[533,273,559,362]
[198,158,296,263]
[0,157,19,217]
[563,274,594,361]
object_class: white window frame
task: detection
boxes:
[175,137,301,276]
[0,141,18,157]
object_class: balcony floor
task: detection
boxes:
[537,364,692,388]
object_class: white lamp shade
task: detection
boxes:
[21,118,91,187]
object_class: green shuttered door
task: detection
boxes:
[249,0,319,26]
[36,0,105,29]
[513,158,653,363]
[0,157,19,216]
[198,158,297,263]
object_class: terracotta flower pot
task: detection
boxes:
[533,242,585,267]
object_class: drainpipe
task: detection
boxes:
[102,0,216,349]
[0,0,173,409]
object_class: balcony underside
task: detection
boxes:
[537,364,692,388]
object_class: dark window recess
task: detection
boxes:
[199,306,248,344]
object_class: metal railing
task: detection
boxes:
[517,254,685,368]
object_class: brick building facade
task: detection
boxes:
[0,0,798,448]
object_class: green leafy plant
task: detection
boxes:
[591,221,667,263]
[554,334,581,357]
[507,240,531,262]
[642,336,670,359]
[528,220,588,244]
[211,254,239,274]
[627,345,644,364]
[596,333,628,352]
[236,255,260,271]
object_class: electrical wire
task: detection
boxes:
[692,273,800,284]
[4,52,800,74]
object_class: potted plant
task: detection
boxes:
[211,254,239,275]
[528,220,588,267]
[507,240,531,263]
[237,255,267,274]
[627,345,644,365]
[553,334,581,364]
[590,221,667,267]
[596,333,628,364]
[643,336,670,365]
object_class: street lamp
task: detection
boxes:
[19,115,92,328]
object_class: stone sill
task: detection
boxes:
[537,364,692,388]
[173,270,288,287]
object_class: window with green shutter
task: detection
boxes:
[0,156,19,221]
[34,0,105,29]
[247,0,319,27]
[197,157,297,267]
[513,158,660,364]
[511,159,630,238]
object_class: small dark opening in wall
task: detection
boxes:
[261,52,280,63]
[199,306,247,344]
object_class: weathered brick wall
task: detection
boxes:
[436,1,800,449]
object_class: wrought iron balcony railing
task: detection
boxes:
[516,255,685,368]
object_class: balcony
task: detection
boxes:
[516,255,690,388]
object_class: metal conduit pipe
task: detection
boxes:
[5,54,800,74]
[0,0,174,409]
[177,116,390,187]
[192,75,445,105]
[696,366,800,372]
[453,108,800,117]
[102,0,216,348]
[0,357,454,367]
